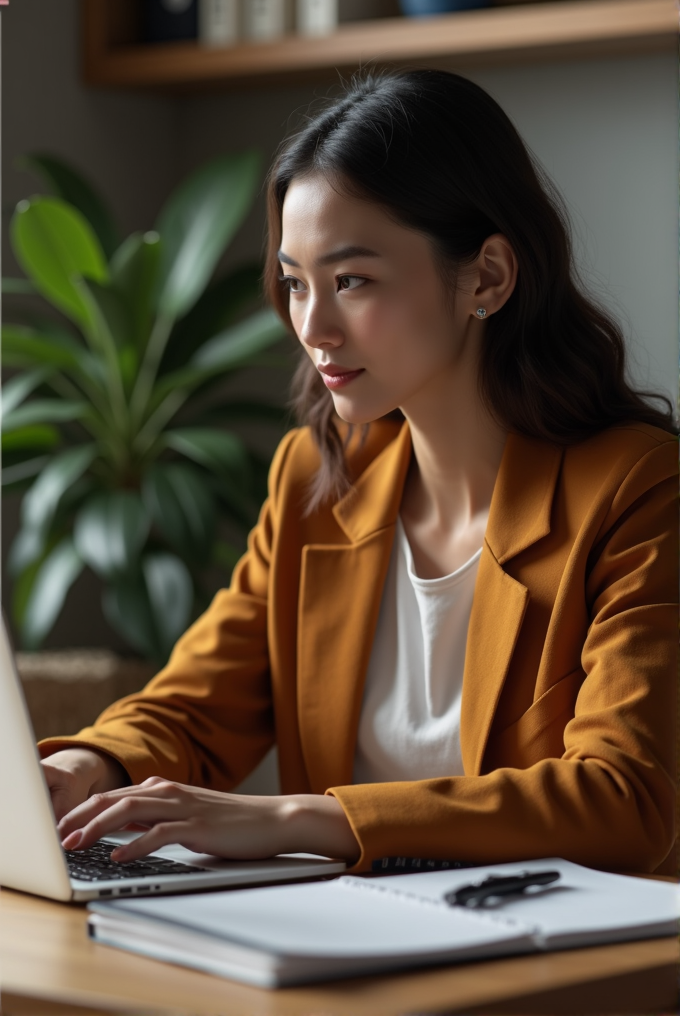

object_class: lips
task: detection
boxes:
[318,364,365,390]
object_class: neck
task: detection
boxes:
[400,347,506,541]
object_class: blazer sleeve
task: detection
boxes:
[329,440,678,875]
[38,429,299,790]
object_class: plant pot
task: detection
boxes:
[399,0,489,15]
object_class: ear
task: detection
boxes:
[470,234,518,319]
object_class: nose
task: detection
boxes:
[296,292,344,352]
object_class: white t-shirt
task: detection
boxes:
[353,517,481,784]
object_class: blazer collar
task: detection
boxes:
[332,422,563,562]
[332,422,412,543]
[486,433,564,565]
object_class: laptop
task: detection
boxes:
[0,621,346,902]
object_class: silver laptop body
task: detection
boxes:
[0,620,345,902]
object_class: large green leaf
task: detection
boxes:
[150,308,287,408]
[191,308,287,372]
[2,399,88,433]
[103,574,160,662]
[2,425,60,453]
[155,151,261,321]
[22,153,119,259]
[142,463,216,565]
[1,367,53,418]
[103,553,193,663]
[77,278,129,410]
[2,325,90,373]
[110,231,162,350]
[73,491,150,579]
[8,445,94,581]
[143,553,193,661]
[79,278,131,350]
[161,263,263,372]
[1,326,113,424]
[1,456,51,490]
[164,428,250,480]
[11,197,108,330]
[18,537,84,649]
[19,444,96,542]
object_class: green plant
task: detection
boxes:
[2,152,289,662]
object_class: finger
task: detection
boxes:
[58,784,171,838]
[109,821,194,862]
[61,794,179,851]
[58,791,124,839]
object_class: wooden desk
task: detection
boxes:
[1,887,677,1016]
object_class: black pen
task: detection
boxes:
[445,870,561,908]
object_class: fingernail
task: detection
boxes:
[62,830,82,849]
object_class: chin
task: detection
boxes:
[332,400,390,427]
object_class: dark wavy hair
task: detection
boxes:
[264,70,676,508]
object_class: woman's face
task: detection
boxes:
[279,174,479,426]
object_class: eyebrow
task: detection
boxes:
[277,245,381,268]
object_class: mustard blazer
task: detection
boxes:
[42,420,678,874]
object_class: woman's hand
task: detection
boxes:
[58,778,361,864]
[40,748,130,823]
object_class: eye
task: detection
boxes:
[337,275,366,292]
[279,274,306,294]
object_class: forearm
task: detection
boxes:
[59,781,361,864]
[330,756,676,874]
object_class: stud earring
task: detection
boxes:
[476,307,487,319]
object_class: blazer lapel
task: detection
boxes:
[461,552,529,776]
[297,424,412,792]
[461,434,564,775]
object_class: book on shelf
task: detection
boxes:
[245,0,295,41]
[87,858,679,988]
[297,0,339,35]
[198,0,240,46]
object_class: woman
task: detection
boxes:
[43,71,677,875]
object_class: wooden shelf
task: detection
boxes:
[82,0,678,92]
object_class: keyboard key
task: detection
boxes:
[65,839,209,881]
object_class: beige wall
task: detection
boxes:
[2,0,678,651]
[471,56,678,405]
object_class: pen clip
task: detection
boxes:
[444,869,561,908]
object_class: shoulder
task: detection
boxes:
[558,422,677,533]
[561,421,677,487]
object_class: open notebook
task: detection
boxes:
[87,858,679,987]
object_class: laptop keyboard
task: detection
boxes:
[65,839,210,882]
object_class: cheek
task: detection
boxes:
[349,294,419,346]
[357,294,451,368]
